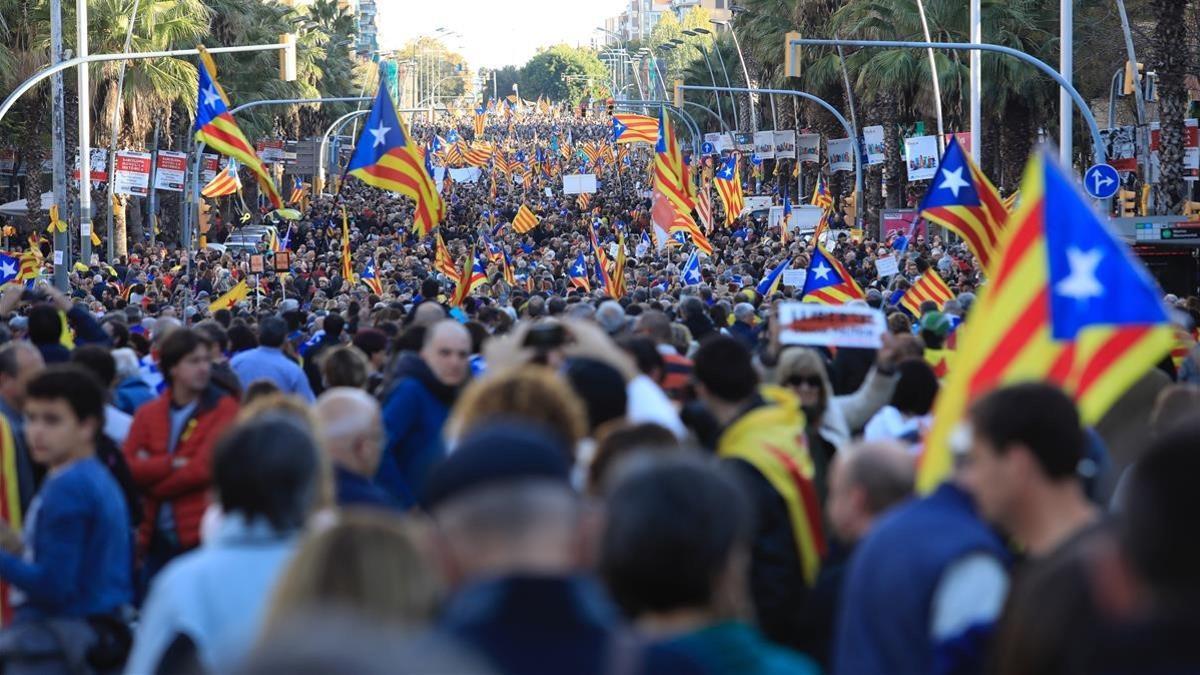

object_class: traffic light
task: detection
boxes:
[1118,189,1137,217]
[673,79,683,108]
[279,33,297,81]
[1140,184,1150,217]
[1123,61,1143,96]
[1184,201,1200,218]
[606,98,614,115]
[842,191,858,223]
[784,32,802,78]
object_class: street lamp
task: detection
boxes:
[711,18,757,132]
[683,28,731,130]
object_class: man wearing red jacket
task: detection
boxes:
[123,328,240,590]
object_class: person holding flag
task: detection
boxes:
[568,253,591,292]
[714,154,745,226]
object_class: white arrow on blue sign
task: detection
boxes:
[1083,163,1120,200]
[701,141,715,155]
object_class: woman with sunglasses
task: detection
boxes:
[772,340,901,499]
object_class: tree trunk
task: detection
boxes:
[114,193,128,258]
[881,92,902,209]
[999,101,1033,194]
[1152,0,1188,214]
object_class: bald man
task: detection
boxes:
[807,440,915,668]
[316,387,396,510]
[378,320,471,507]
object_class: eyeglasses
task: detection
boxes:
[784,374,823,389]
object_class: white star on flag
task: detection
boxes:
[0,261,15,279]
[368,122,392,148]
[812,261,832,281]
[202,85,222,110]
[574,264,584,275]
[1055,247,1105,301]
[938,167,971,198]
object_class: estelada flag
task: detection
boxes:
[917,148,1176,492]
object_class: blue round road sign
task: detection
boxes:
[1083,163,1120,200]
[701,141,716,155]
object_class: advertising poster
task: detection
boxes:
[201,154,221,183]
[113,151,152,197]
[154,151,188,192]
[904,135,939,181]
[881,208,924,239]
[1100,126,1138,173]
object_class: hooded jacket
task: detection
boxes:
[378,353,459,508]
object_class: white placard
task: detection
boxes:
[863,125,886,166]
[754,131,776,159]
[256,139,286,163]
[778,302,887,349]
[154,150,188,192]
[113,150,152,197]
[791,205,827,232]
[768,205,784,229]
[562,173,598,194]
[875,254,900,278]
[781,268,807,288]
[904,135,940,182]
[797,134,820,163]
[448,167,481,183]
[828,137,854,173]
[544,187,552,197]
[773,130,796,159]
[741,195,773,215]
[704,133,731,153]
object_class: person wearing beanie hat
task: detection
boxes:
[425,422,702,675]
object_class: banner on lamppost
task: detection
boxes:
[1148,119,1199,182]
[828,137,854,173]
[201,154,221,183]
[1100,126,1138,173]
[153,151,188,192]
[113,151,152,197]
[797,133,820,163]
[904,135,939,182]
[256,139,286,164]
[773,130,796,159]
[754,131,776,159]
[863,126,885,166]
[72,149,108,183]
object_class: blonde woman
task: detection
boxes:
[261,510,442,636]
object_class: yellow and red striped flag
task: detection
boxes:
[200,160,241,198]
[346,82,443,237]
[192,54,283,209]
[919,137,1008,273]
[512,204,540,233]
[714,155,744,226]
[611,113,659,144]
[899,268,955,316]
[435,232,460,282]
[341,207,354,283]
[917,148,1176,492]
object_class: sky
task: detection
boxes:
[376,0,628,69]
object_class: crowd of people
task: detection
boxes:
[0,109,1194,674]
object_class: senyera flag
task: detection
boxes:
[192,56,283,209]
[346,82,443,237]
[917,147,1176,492]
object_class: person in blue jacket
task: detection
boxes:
[0,365,132,623]
[378,320,470,507]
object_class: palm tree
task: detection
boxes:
[90,0,209,255]
[1152,0,1187,213]
[0,0,50,227]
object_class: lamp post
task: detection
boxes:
[913,0,946,152]
[683,28,728,131]
[711,17,756,132]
